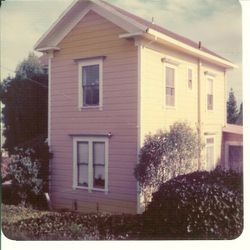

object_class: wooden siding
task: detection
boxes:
[51,10,138,214]
[140,41,226,171]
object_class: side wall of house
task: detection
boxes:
[140,41,226,170]
[50,11,138,214]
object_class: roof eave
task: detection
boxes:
[146,29,237,69]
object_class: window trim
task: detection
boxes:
[73,136,109,193]
[164,64,177,108]
[206,76,214,111]
[205,136,215,171]
[78,58,103,110]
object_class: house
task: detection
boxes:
[34,0,242,214]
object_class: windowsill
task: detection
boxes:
[79,106,103,111]
[164,105,176,110]
[73,186,108,194]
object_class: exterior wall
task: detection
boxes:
[140,42,199,141]
[50,10,138,214]
[140,41,226,171]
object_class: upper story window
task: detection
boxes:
[78,58,103,109]
[188,68,192,89]
[73,136,108,192]
[166,66,175,106]
[207,78,214,110]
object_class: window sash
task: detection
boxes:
[82,65,100,106]
[166,67,175,106]
[74,138,108,192]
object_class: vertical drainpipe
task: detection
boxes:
[197,41,202,170]
[48,51,53,198]
[136,38,142,214]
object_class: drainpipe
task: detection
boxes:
[197,41,202,170]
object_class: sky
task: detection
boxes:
[0,0,243,103]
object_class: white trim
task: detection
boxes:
[224,141,243,171]
[47,53,53,146]
[204,70,217,77]
[78,58,103,110]
[119,32,144,39]
[163,63,178,109]
[205,135,215,171]
[146,29,237,69]
[73,136,109,193]
[161,57,180,66]
[136,42,144,214]
[37,47,60,52]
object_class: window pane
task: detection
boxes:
[93,142,105,189]
[207,94,213,110]
[77,142,88,187]
[166,67,175,87]
[78,142,88,164]
[82,65,99,106]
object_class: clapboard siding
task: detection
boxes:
[51,10,138,214]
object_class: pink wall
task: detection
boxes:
[50,11,138,213]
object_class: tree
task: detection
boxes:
[15,52,44,79]
[134,122,202,197]
[0,54,48,153]
[236,103,243,125]
[227,88,238,124]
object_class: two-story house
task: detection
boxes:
[34,0,241,214]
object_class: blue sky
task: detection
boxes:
[1,0,242,103]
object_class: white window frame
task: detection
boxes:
[206,76,214,111]
[73,136,109,193]
[164,64,177,108]
[205,136,215,171]
[78,58,103,110]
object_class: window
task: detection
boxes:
[166,66,175,106]
[73,137,108,192]
[205,137,214,171]
[78,58,103,109]
[207,78,213,110]
[188,68,192,89]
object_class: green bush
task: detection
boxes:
[5,138,51,209]
[143,170,243,239]
[134,122,202,203]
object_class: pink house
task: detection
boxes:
[35,0,241,214]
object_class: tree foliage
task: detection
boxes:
[15,52,44,80]
[0,54,48,153]
[227,88,238,124]
[236,103,243,125]
[134,122,202,193]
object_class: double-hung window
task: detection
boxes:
[78,58,103,109]
[166,66,175,106]
[73,137,108,192]
[207,78,214,110]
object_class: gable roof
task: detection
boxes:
[34,0,237,69]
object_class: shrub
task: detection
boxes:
[143,170,243,239]
[5,138,51,208]
[134,122,202,202]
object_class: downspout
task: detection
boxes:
[197,41,202,171]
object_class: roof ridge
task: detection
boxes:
[99,0,230,62]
